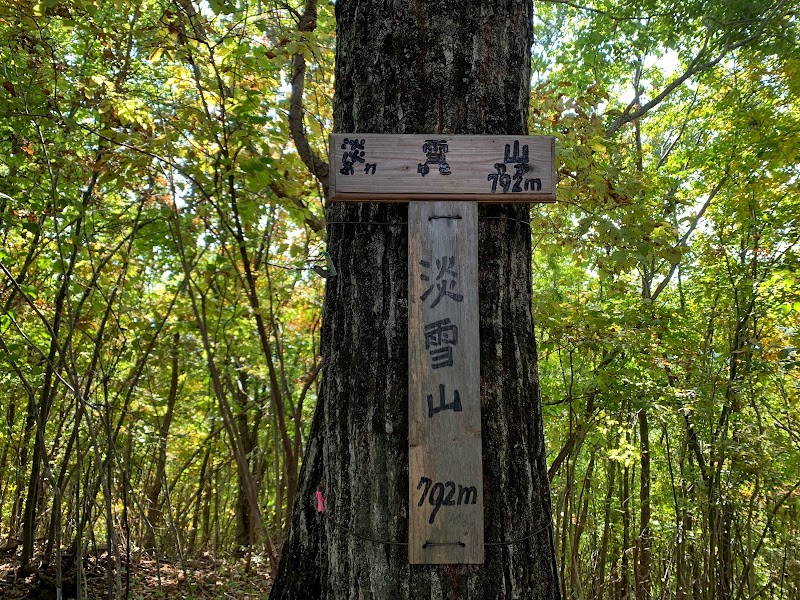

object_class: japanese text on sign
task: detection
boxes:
[339,137,378,176]
[409,201,484,564]
[330,134,556,203]
[487,140,542,193]
[424,318,458,369]
[419,256,464,308]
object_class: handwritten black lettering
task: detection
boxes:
[488,163,511,193]
[417,476,432,506]
[419,257,463,308]
[525,178,542,191]
[504,140,529,164]
[458,484,478,505]
[340,138,366,175]
[427,384,462,418]
[512,163,530,192]
[416,476,478,524]
[489,141,540,193]
[429,482,445,523]
[444,481,456,506]
[418,139,451,176]
[424,318,458,369]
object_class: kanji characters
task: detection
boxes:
[340,138,377,176]
[427,384,462,418]
[419,256,464,308]
[424,318,458,369]
[339,137,364,175]
[487,140,540,193]
[417,139,451,176]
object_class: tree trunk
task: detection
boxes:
[234,371,257,553]
[620,463,631,600]
[558,465,571,597]
[635,409,651,600]
[269,0,560,598]
[595,457,616,600]
[143,333,180,553]
[571,452,594,597]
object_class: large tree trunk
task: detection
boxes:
[269,0,560,597]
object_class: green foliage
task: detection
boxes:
[0,0,799,596]
[0,0,329,577]
[532,0,800,596]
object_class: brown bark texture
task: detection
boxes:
[270,0,560,597]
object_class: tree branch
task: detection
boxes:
[606,0,788,136]
[289,0,330,198]
[650,168,729,301]
[539,0,670,21]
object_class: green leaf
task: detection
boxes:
[148,47,164,63]
[21,222,40,235]
[19,284,38,299]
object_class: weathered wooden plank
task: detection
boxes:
[330,134,556,202]
[408,201,483,564]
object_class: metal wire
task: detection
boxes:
[423,541,466,548]
[325,514,408,546]
[325,220,408,226]
[324,217,533,228]
[323,510,553,548]
[484,521,554,547]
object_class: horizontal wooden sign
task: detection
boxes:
[329,134,556,202]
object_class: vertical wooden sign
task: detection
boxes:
[408,201,483,564]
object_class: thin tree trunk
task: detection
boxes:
[170,208,278,573]
[0,396,15,535]
[718,503,734,600]
[189,442,211,555]
[272,404,284,533]
[559,458,573,596]
[20,208,84,572]
[143,333,181,552]
[677,507,694,600]
[10,382,34,538]
[571,452,595,597]
[595,457,616,600]
[636,409,651,600]
[621,463,631,600]
[233,371,257,553]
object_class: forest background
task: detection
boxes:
[0,0,799,598]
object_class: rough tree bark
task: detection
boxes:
[270,0,560,597]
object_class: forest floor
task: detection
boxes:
[0,551,273,599]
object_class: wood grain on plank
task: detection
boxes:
[408,201,483,564]
[331,134,556,202]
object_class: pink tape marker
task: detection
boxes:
[315,491,325,513]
